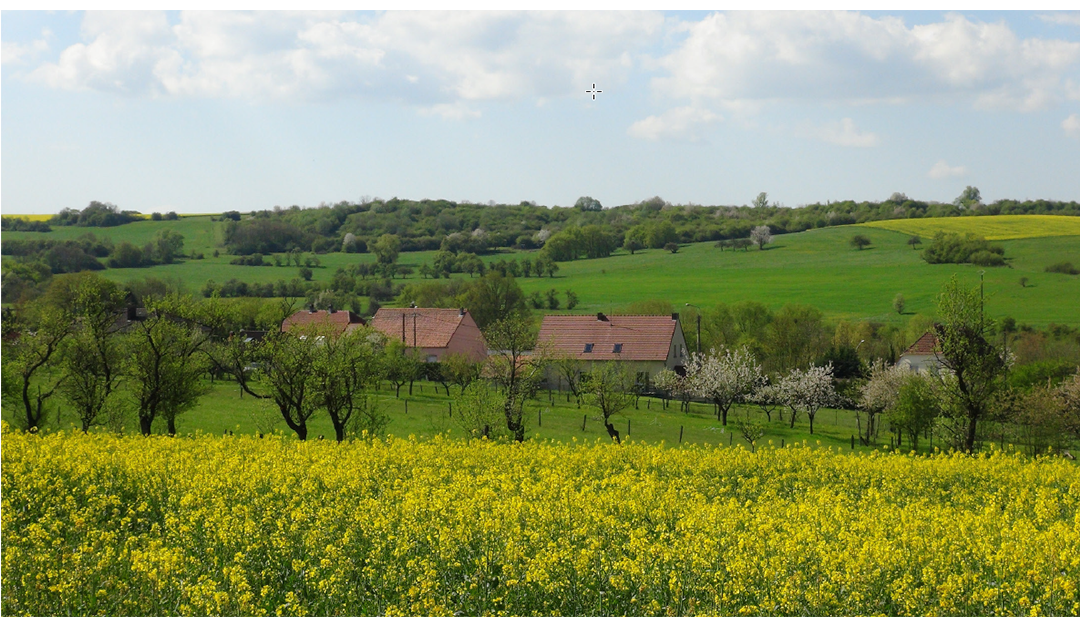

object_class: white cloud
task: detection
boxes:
[1038,13,1080,27]
[627,106,720,142]
[799,118,879,147]
[1064,113,1080,139]
[652,11,1080,112]
[928,160,967,179]
[418,102,481,120]
[27,10,664,106]
[2,30,50,66]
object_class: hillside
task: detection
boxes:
[861,215,1080,240]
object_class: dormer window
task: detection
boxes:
[584,343,594,353]
[613,343,623,353]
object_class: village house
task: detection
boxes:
[897,331,942,373]
[536,313,690,389]
[369,307,487,363]
[280,306,366,336]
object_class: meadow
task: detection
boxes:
[3,425,1076,616]
[4,215,1079,325]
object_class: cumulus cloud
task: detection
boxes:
[2,30,50,66]
[27,10,663,105]
[627,106,720,142]
[799,118,880,147]
[1064,113,1080,139]
[928,160,967,179]
[1038,13,1080,27]
[652,11,1080,112]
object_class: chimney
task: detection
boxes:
[597,312,608,322]
[671,312,680,321]
[308,302,316,313]
[127,305,137,321]
[459,308,465,316]
[328,304,335,314]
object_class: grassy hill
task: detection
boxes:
[4,215,1079,326]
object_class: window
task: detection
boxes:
[426,355,438,363]
[584,343,594,353]
[613,343,623,353]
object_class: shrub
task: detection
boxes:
[664,242,679,253]
[1045,261,1079,275]
[922,231,1005,265]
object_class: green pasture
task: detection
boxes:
[24,379,887,454]
[4,216,1080,326]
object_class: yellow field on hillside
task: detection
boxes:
[2,213,53,222]
[861,215,1080,240]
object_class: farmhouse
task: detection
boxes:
[281,307,365,336]
[897,331,941,373]
[369,307,487,363]
[536,313,689,389]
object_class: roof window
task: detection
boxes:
[613,343,623,353]
[584,343,594,353]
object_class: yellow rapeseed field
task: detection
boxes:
[2,425,1078,616]
[860,215,1080,240]
[2,214,54,222]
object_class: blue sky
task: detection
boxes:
[2,10,1079,214]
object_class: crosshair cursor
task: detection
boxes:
[586,83,603,100]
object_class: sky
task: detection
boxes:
[2,9,1080,215]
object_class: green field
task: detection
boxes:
[4,215,1080,326]
[29,378,911,453]
[861,214,1080,240]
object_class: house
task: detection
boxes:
[280,307,365,336]
[368,307,487,363]
[897,331,941,373]
[536,313,689,389]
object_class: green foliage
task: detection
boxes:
[372,234,402,265]
[461,272,526,330]
[849,234,871,250]
[52,201,141,228]
[922,232,1005,266]
[886,375,938,451]
[1045,261,1079,275]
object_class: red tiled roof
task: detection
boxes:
[902,331,940,356]
[370,308,471,349]
[537,315,680,361]
[281,310,364,334]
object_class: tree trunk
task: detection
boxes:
[965,406,979,453]
[605,422,621,444]
[140,414,153,436]
[333,420,346,443]
[167,417,177,436]
[718,402,728,426]
[808,413,815,435]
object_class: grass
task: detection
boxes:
[860,214,1080,240]
[27,380,875,453]
[4,217,1080,326]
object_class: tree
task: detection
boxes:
[624,234,644,255]
[753,192,769,210]
[247,326,324,440]
[955,185,981,207]
[314,327,385,442]
[150,228,184,264]
[932,276,1008,452]
[574,196,602,211]
[565,290,579,310]
[750,225,773,250]
[858,359,911,445]
[777,363,838,435]
[545,289,560,310]
[907,235,922,250]
[735,410,765,451]
[685,347,763,426]
[484,315,546,442]
[581,361,637,443]
[888,192,909,203]
[126,300,210,436]
[554,357,584,402]
[383,341,422,398]
[451,382,505,439]
[2,306,72,432]
[439,352,482,395]
[299,267,313,281]
[58,275,127,432]
[653,368,692,412]
[887,375,938,451]
[371,233,402,265]
[850,234,871,251]
[461,272,527,330]
[893,293,906,315]
[664,242,679,254]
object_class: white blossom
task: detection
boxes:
[684,346,763,424]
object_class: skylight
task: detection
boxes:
[584,343,594,353]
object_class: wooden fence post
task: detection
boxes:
[582,414,587,431]
[679,425,684,444]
